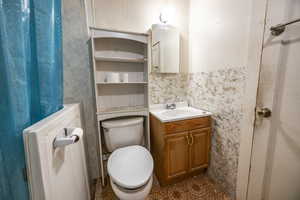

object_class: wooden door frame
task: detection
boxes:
[236,0,269,199]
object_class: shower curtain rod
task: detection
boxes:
[270,18,300,36]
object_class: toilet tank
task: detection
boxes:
[102,117,144,152]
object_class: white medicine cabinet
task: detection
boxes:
[151,24,180,73]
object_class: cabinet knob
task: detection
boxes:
[186,135,194,146]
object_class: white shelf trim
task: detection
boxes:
[94,55,147,63]
[90,28,150,187]
[98,105,148,115]
[91,28,148,44]
[96,82,148,85]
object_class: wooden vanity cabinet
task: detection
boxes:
[150,115,211,186]
[189,128,211,172]
[165,131,189,179]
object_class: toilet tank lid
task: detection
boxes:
[102,117,144,128]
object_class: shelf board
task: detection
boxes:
[91,28,148,44]
[98,105,148,115]
[94,55,147,63]
[96,82,148,85]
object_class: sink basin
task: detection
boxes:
[150,102,211,122]
[161,109,200,117]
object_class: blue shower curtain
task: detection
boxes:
[0,0,63,199]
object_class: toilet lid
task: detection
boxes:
[107,145,153,189]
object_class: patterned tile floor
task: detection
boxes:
[94,174,231,200]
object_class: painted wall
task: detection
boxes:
[62,0,99,179]
[189,0,251,73]
[90,0,190,73]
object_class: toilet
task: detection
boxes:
[102,117,153,200]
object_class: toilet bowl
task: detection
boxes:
[110,175,153,200]
[102,117,153,200]
[108,145,153,200]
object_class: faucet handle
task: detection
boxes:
[166,103,176,110]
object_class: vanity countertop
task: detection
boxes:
[150,102,212,123]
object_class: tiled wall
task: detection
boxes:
[187,67,245,198]
[149,67,246,198]
[149,73,188,104]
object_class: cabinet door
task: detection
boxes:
[165,132,189,179]
[189,128,211,172]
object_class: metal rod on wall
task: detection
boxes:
[270,18,300,36]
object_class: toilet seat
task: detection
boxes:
[107,145,153,189]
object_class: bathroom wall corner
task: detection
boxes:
[62,0,100,180]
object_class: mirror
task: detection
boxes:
[151,24,180,73]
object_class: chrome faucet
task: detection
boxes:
[166,103,176,110]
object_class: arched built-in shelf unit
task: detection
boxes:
[90,27,150,186]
